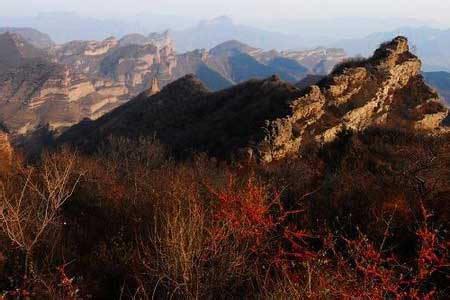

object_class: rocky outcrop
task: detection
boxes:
[255,37,448,162]
[58,37,449,163]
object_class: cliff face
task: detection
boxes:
[58,37,449,163]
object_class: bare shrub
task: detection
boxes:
[0,150,80,280]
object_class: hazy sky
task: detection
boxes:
[2,0,449,25]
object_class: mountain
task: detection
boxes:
[171,16,304,52]
[424,71,450,106]
[206,40,302,83]
[173,40,342,87]
[0,27,54,49]
[333,27,450,72]
[0,29,350,142]
[172,49,234,91]
[0,31,310,138]
[58,37,449,162]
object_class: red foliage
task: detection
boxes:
[207,175,315,283]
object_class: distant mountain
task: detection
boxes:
[58,37,449,162]
[171,16,304,52]
[0,12,196,43]
[254,17,440,45]
[333,27,450,72]
[424,72,450,106]
[0,27,54,49]
[173,40,312,87]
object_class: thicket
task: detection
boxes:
[0,129,449,299]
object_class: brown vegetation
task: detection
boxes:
[0,128,449,299]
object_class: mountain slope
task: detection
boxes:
[59,37,449,162]
[57,74,302,158]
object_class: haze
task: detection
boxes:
[2,0,450,26]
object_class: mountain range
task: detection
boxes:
[0,29,346,140]
[3,13,450,72]
[58,37,449,162]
